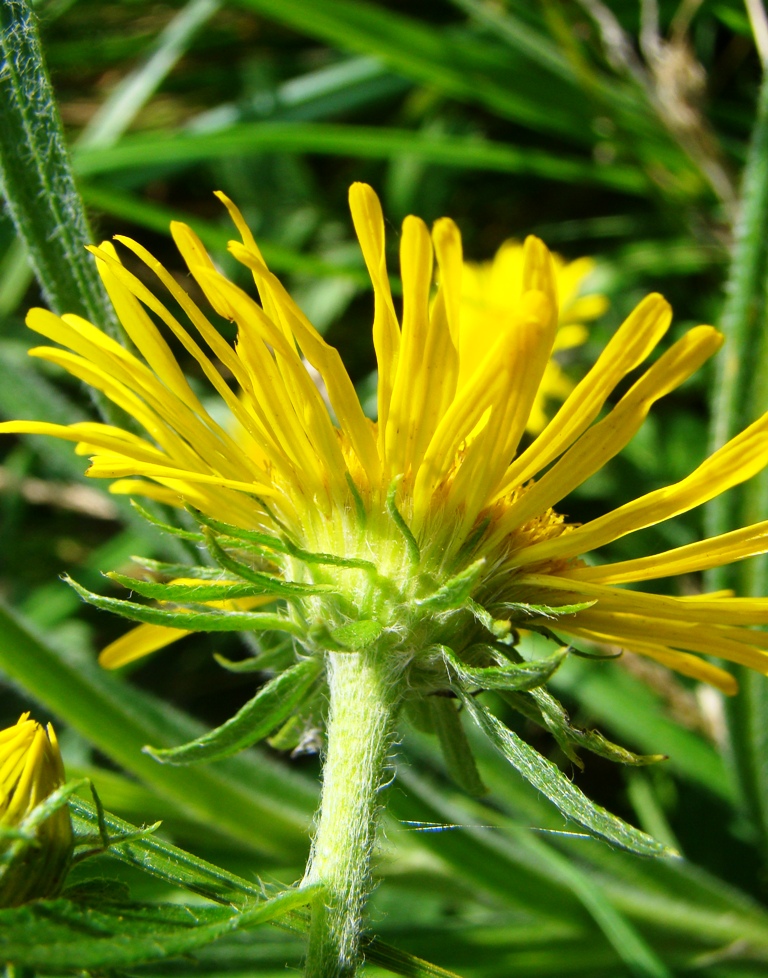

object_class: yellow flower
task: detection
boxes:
[0,714,73,906]
[461,240,607,433]
[4,183,768,697]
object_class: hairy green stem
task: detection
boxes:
[303,650,401,978]
[0,0,116,334]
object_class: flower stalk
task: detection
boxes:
[303,649,403,978]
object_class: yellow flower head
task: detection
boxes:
[461,240,607,434]
[4,184,768,700]
[0,714,72,906]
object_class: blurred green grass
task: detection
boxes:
[2,0,768,975]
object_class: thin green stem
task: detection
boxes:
[706,68,768,549]
[705,67,768,857]
[303,650,402,978]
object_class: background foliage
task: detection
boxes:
[2,0,768,974]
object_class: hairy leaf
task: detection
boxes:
[145,657,322,764]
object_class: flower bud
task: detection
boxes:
[0,713,73,906]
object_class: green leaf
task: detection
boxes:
[0,0,117,335]
[66,575,304,635]
[68,799,463,978]
[131,556,232,579]
[68,795,262,903]
[110,568,330,602]
[145,657,322,764]
[550,656,732,800]
[330,619,383,650]
[0,602,315,858]
[0,885,322,970]
[203,531,338,597]
[73,122,646,193]
[192,509,378,572]
[442,645,567,692]
[500,599,597,619]
[458,691,673,857]
[108,572,274,603]
[416,559,485,611]
[130,500,206,541]
[363,936,465,978]
[428,697,487,796]
[77,0,222,151]
[503,685,666,768]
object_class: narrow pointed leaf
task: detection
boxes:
[109,570,330,601]
[330,619,383,650]
[417,559,486,611]
[443,645,567,691]
[428,697,488,796]
[66,576,304,635]
[459,691,673,856]
[0,885,322,970]
[131,500,205,540]
[202,532,338,596]
[145,657,322,764]
[512,685,666,767]
[192,509,378,571]
[501,599,597,618]
[130,557,235,580]
[108,573,271,603]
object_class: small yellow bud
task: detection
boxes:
[0,713,73,906]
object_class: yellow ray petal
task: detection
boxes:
[563,609,768,674]
[385,214,434,475]
[500,293,672,490]
[494,325,722,534]
[87,245,274,462]
[348,183,400,447]
[413,290,554,524]
[0,420,170,466]
[522,573,768,625]
[84,459,279,496]
[229,241,381,485]
[99,623,189,669]
[512,410,768,569]
[96,244,205,415]
[564,628,739,695]
[563,521,768,584]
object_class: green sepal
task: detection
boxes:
[215,637,296,674]
[467,600,514,643]
[203,530,338,597]
[130,557,245,580]
[190,509,377,572]
[267,685,326,752]
[503,686,666,768]
[500,599,597,618]
[329,619,384,650]
[65,576,304,635]
[416,559,486,612]
[131,500,205,541]
[386,475,420,566]
[107,573,274,604]
[213,653,272,673]
[441,644,567,692]
[144,657,322,765]
[428,697,488,796]
[459,691,674,857]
